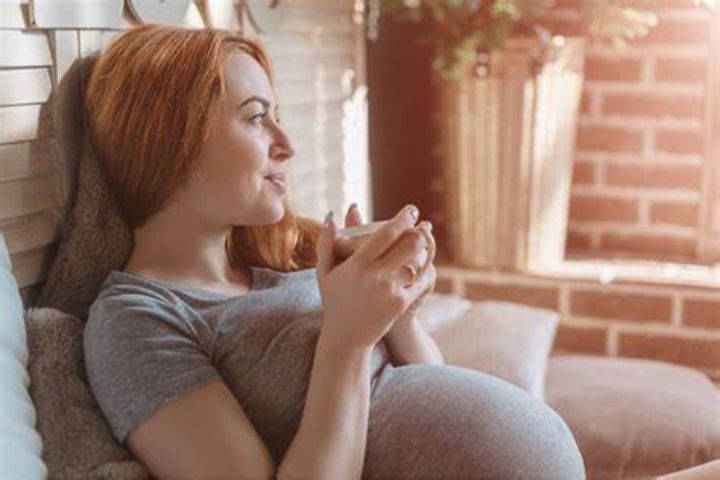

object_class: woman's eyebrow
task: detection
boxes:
[238,95,272,109]
[237,95,280,117]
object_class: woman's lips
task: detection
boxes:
[264,174,286,192]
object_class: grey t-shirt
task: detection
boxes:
[83,265,391,463]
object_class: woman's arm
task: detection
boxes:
[384,314,445,366]
[277,327,373,480]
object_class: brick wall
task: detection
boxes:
[546,1,716,263]
[434,264,720,385]
[368,3,720,385]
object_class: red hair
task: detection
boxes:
[85,24,321,272]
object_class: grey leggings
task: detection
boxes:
[364,364,587,479]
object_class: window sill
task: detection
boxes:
[527,255,720,289]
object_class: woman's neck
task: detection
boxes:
[124,205,246,289]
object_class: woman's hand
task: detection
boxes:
[340,203,437,326]
[315,204,435,350]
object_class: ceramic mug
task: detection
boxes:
[335,219,435,286]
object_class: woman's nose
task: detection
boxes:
[271,126,295,161]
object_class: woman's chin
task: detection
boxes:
[262,203,286,224]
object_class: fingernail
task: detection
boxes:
[323,210,334,226]
[404,204,419,220]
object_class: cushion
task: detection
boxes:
[424,300,559,401]
[0,234,47,479]
[416,291,473,332]
[545,354,720,479]
[24,306,149,479]
[35,54,132,320]
[657,459,720,480]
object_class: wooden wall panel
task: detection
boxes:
[0,104,54,143]
[0,0,366,305]
[10,248,46,288]
[0,140,54,182]
[0,30,52,66]
[51,31,79,85]
[0,175,58,219]
[0,0,27,29]
[0,68,52,104]
[1,211,58,255]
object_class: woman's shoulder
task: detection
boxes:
[91,270,175,311]
[86,270,188,335]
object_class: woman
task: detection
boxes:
[82,24,586,479]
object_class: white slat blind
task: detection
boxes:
[246,1,369,225]
[0,0,368,302]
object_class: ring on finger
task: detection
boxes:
[402,264,418,287]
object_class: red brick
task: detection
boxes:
[585,56,642,82]
[551,0,583,8]
[569,194,639,223]
[576,125,643,153]
[655,128,705,155]
[464,282,559,310]
[579,91,592,115]
[600,233,697,258]
[618,332,720,369]
[655,58,706,84]
[639,20,711,45]
[542,17,585,37]
[605,164,702,190]
[570,289,673,323]
[565,230,592,251]
[683,298,720,329]
[602,93,704,120]
[433,277,454,294]
[552,324,607,354]
[572,161,595,185]
[649,202,699,227]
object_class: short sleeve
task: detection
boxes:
[83,292,222,446]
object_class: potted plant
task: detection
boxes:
[372,0,715,271]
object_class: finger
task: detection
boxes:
[353,204,419,265]
[315,210,337,279]
[403,226,435,274]
[420,224,437,265]
[375,225,429,274]
[400,264,436,302]
[393,225,435,293]
[412,224,436,281]
[405,272,435,312]
[344,202,363,228]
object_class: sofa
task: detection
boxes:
[2,239,718,479]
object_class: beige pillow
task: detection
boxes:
[24,307,149,479]
[416,292,473,332]
[546,355,720,478]
[428,301,559,401]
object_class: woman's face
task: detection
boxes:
[178,49,294,228]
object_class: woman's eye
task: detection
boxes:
[249,111,266,122]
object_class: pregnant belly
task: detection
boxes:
[364,364,586,479]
